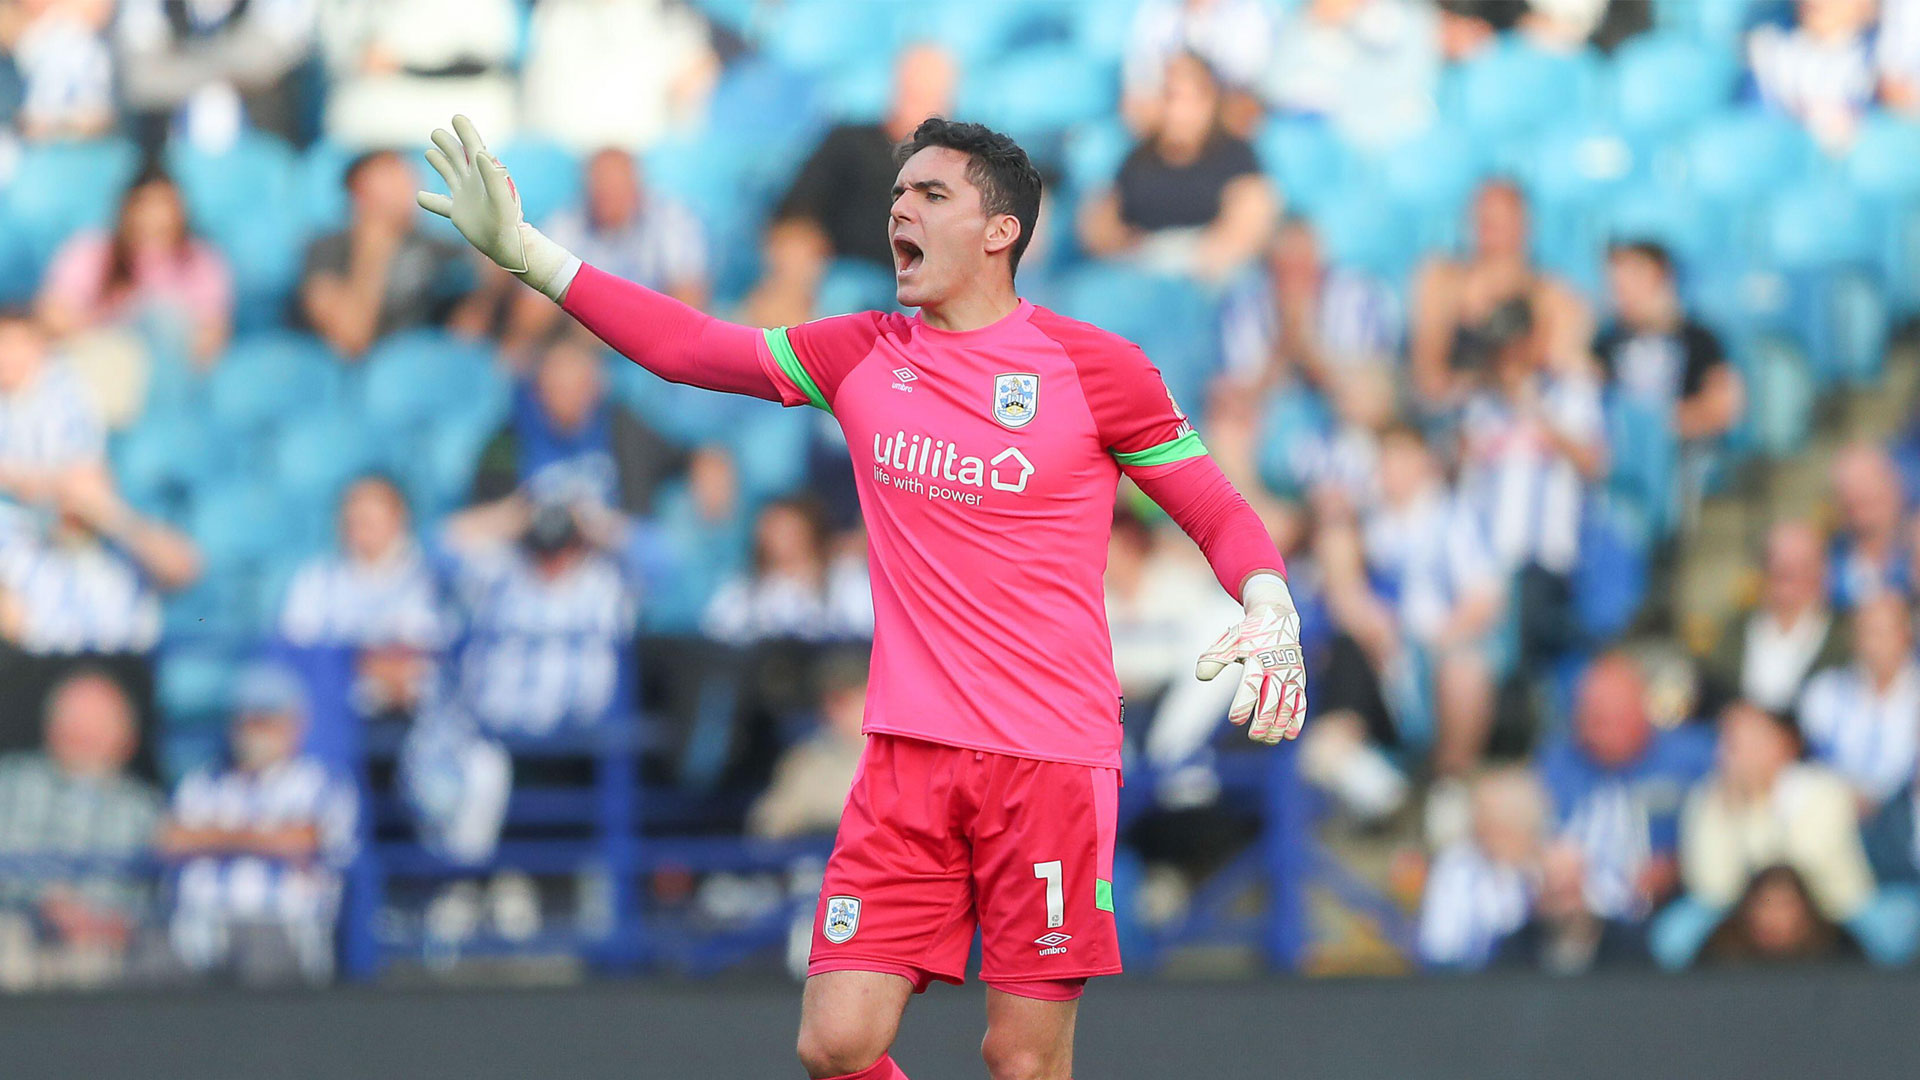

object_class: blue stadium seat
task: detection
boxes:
[1594,185,1712,264]
[1069,0,1145,64]
[188,478,295,570]
[494,136,582,227]
[1604,390,1678,542]
[816,258,897,317]
[1733,335,1815,458]
[3,137,141,270]
[1654,0,1763,43]
[208,332,343,437]
[1309,187,1416,282]
[760,0,900,75]
[298,139,355,232]
[1763,180,1874,270]
[157,646,244,725]
[1844,116,1920,313]
[1062,118,1134,195]
[413,413,501,516]
[1255,117,1351,216]
[1365,122,1484,228]
[726,404,810,501]
[1790,268,1890,387]
[1609,33,1739,141]
[1683,110,1815,205]
[113,411,234,516]
[1057,264,1217,410]
[1575,500,1648,642]
[901,1,1061,67]
[166,132,299,233]
[359,329,506,433]
[963,46,1119,144]
[273,409,390,504]
[1447,38,1602,146]
[1518,123,1637,211]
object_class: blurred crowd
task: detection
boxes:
[1,0,1919,989]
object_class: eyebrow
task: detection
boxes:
[891,178,953,198]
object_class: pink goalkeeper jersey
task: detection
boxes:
[755,300,1207,770]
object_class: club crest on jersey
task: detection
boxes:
[992,373,1040,429]
[823,896,861,944]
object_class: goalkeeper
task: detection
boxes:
[420,114,1305,1080]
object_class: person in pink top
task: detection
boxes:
[37,167,234,369]
[419,114,1308,1080]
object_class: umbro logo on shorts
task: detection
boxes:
[1035,932,1071,956]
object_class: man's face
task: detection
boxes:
[1762,523,1825,616]
[353,154,421,226]
[46,677,135,779]
[341,480,406,562]
[889,147,1013,309]
[1607,251,1673,328]
[1474,184,1528,258]
[0,318,46,394]
[536,343,605,432]
[1576,659,1653,768]
[585,151,641,231]
[1719,704,1790,796]
[232,713,300,770]
[1852,594,1914,680]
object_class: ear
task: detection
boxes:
[983,213,1021,259]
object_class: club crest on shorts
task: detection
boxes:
[992,373,1040,429]
[823,895,861,944]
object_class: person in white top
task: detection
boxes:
[1798,591,1920,814]
[1418,766,1548,970]
[702,498,873,647]
[280,475,450,718]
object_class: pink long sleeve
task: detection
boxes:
[1133,456,1286,603]
[559,263,780,400]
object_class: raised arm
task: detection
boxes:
[416,115,775,399]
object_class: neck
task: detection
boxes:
[918,280,1019,332]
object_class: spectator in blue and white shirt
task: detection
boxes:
[1419,766,1549,970]
[1455,297,1606,663]
[503,148,708,359]
[280,474,449,718]
[159,665,358,985]
[2,0,115,141]
[0,465,200,657]
[0,309,106,539]
[702,498,872,647]
[438,493,647,736]
[1828,441,1910,610]
[1798,591,1920,816]
[1748,0,1880,153]
[1217,216,1402,393]
[1540,653,1714,922]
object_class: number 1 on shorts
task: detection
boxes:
[1033,860,1064,928]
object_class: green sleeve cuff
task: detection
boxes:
[764,326,831,413]
[1112,430,1207,468]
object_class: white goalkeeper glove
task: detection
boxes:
[1195,572,1308,744]
[415,114,580,303]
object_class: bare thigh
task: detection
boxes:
[981,986,1079,1080]
[796,969,915,1078]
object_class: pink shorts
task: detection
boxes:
[808,734,1122,998]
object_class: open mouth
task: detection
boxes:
[892,235,924,277]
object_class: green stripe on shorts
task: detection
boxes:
[1095,878,1114,913]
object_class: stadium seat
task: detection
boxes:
[727,404,811,501]
[1844,116,1920,313]
[494,136,582,227]
[359,329,507,433]
[901,1,1058,67]
[273,409,391,504]
[208,332,343,437]
[3,137,141,270]
[1365,122,1484,227]
[1594,185,1712,264]
[1062,118,1134,195]
[1736,335,1816,458]
[760,0,900,75]
[413,413,501,516]
[1447,38,1602,146]
[816,258,897,317]
[1069,0,1145,64]
[963,46,1119,144]
[157,645,244,725]
[1682,110,1815,206]
[1254,117,1351,216]
[1518,123,1636,211]
[166,132,300,233]
[1654,0,1762,43]
[1603,391,1678,543]
[188,478,296,570]
[1309,187,1416,282]
[113,411,234,516]
[1789,268,1891,387]
[298,139,356,232]
[1609,33,1739,141]
[1057,264,1216,409]
[1763,180,1874,271]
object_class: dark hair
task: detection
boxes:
[343,149,402,193]
[893,117,1044,278]
[1607,239,1675,277]
[104,165,191,303]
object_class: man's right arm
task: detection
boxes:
[417,114,779,400]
